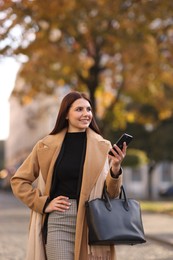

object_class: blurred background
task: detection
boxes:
[1,0,173,200]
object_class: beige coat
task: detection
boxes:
[11,128,122,260]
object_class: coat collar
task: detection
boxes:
[37,128,111,197]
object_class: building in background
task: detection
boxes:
[5,76,70,178]
[0,141,4,169]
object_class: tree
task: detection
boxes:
[1,0,173,130]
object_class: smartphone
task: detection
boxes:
[109,133,133,156]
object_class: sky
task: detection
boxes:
[0,58,20,140]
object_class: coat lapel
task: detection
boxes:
[37,129,67,195]
[80,128,111,199]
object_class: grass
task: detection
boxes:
[140,200,173,215]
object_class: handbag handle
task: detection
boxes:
[103,184,129,211]
[119,185,129,211]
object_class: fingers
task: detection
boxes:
[54,196,71,212]
[109,142,126,160]
[45,196,71,213]
[108,143,126,175]
[121,142,127,154]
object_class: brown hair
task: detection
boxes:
[49,91,101,135]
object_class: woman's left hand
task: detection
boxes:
[108,142,127,177]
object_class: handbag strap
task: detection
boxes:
[103,183,129,211]
[119,185,129,211]
[102,183,112,211]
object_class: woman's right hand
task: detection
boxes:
[44,196,71,213]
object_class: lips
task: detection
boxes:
[80,117,90,121]
[80,120,90,123]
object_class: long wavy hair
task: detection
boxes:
[49,91,101,135]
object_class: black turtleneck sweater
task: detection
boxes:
[50,132,86,199]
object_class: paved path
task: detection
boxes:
[1,190,173,260]
[116,212,173,260]
[0,190,30,260]
[142,211,173,246]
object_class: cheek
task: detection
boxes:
[68,113,80,122]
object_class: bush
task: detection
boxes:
[123,149,149,167]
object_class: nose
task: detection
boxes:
[83,108,90,116]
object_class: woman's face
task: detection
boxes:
[67,98,93,132]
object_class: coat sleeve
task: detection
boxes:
[103,140,122,198]
[105,170,122,198]
[10,142,49,214]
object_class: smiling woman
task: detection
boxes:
[0,58,20,140]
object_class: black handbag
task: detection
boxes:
[85,184,146,245]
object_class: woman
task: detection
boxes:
[11,91,127,260]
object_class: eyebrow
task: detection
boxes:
[72,105,91,109]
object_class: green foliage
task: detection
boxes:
[123,149,149,167]
[149,117,173,162]
[107,117,173,164]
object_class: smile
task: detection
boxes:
[80,119,90,123]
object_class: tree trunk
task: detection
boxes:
[148,160,156,200]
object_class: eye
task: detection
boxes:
[76,107,83,111]
[87,107,92,112]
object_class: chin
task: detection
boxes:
[79,126,88,131]
[81,124,89,129]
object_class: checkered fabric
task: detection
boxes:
[46,199,77,260]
